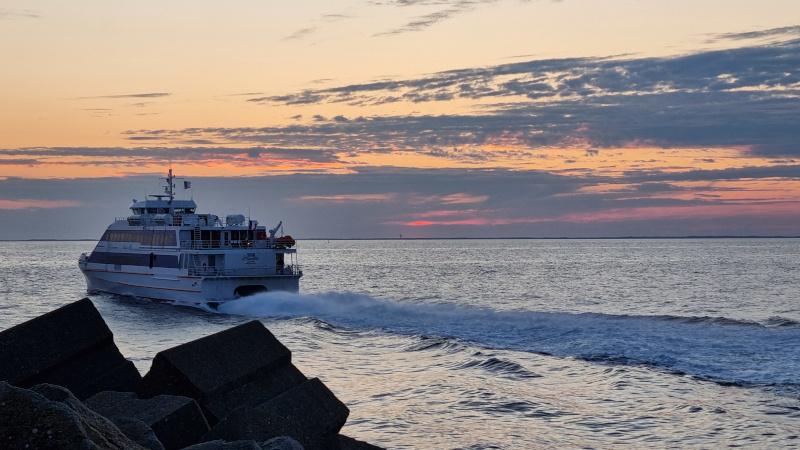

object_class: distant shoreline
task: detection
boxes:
[2,236,798,242]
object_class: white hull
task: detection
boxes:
[82,268,299,305]
[79,169,303,306]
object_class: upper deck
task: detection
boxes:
[102,169,295,252]
[105,219,295,251]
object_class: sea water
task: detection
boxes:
[0,239,798,448]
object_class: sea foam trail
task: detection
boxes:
[217,291,800,388]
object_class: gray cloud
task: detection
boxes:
[281,11,355,42]
[253,40,800,106]
[126,87,800,158]
[374,0,489,36]
[220,39,800,156]
[76,92,171,100]
[283,27,317,41]
[626,164,800,183]
[369,0,547,36]
[223,92,265,97]
[0,147,341,165]
[709,25,800,42]
[0,159,40,165]
[321,13,354,21]
[0,8,40,19]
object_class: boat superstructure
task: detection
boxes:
[79,169,301,305]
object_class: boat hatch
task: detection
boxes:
[234,285,268,298]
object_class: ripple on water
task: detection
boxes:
[453,354,541,379]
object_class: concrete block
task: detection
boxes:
[205,378,349,450]
[0,298,141,399]
[139,321,305,423]
[87,390,210,450]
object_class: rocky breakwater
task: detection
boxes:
[0,298,384,450]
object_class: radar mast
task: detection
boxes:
[158,168,187,202]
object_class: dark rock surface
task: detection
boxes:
[139,320,306,423]
[180,436,305,450]
[204,364,307,423]
[108,417,165,450]
[335,435,385,450]
[181,439,262,450]
[260,436,305,450]
[0,381,146,449]
[86,390,210,450]
[205,378,349,450]
[0,298,141,399]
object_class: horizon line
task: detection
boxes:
[2,235,799,242]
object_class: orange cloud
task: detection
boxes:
[409,193,490,205]
[408,209,482,218]
[0,199,81,210]
[296,193,396,202]
[558,202,800,223]
[439,193,490,204]
[396,202,800,227]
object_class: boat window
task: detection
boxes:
[101,230,177,246]
[186,208,195,214]
[88,251,179,268]
[147,208,157,214]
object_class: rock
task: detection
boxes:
[139,321,306,423]
[335,435,385,450]
[0,381,146,449]
[204,378,349,450]
[204,364,307,424]
[86,390,210,450]
[179,436,304,450]
[181,439,262,450]
[108,417,165,450]
[0,298,141,399]
[260,436,305,450]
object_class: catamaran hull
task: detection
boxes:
[81,269,300,305]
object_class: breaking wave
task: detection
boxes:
[217,291,800,389]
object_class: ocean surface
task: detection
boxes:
[1,239,799,449]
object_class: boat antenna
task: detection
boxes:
[160,167,185,203]
[165,168,174,201]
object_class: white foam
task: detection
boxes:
[218,291,800,388]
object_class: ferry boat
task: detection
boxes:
[78,169,301,306]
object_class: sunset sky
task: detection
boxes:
[1,1,799,238]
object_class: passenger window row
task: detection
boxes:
[101,230,178,246]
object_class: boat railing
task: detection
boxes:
[187,265,302,277]
[180,239,268,249]
[117,216,182,227]
[180,240,294,250]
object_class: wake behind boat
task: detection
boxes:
[79,169,301,306]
